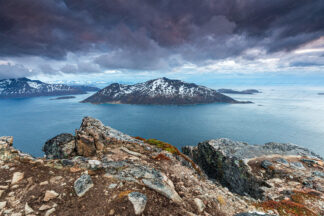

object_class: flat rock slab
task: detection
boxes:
[11,172,24,184]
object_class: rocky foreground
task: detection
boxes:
[0,118,323,216]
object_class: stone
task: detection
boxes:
[313,171,324,178]
[0,185,8,189]
[0,136,13,147]
[194,198,205,213]
[290,162,305,170]
[0,190,4,198]
[45,208,56,216]
[88,160,102,169]
[128,192,147,215]
[44,190,59,201]
[143,178,182,203]
[261,160,273,169]
[120,147,142,157]
[11,172,24,184]
[61,159,74,166]
[40,181,49,186]
[50,176,63,184]
[301,158,317,167]
[39,204,52,211]
[25,203,34,214]
[43,133,76,159]
[108,183,118,189]
[0,201,6,210]
[276,158,289,165]
[109,209,115,215]
[74,174,94,197]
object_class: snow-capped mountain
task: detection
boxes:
[82,77,244,104]
[0,77,96,98]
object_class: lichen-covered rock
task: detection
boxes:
[74,174,94,197]
[43,133,76,159]
[128,192,147,215]
[182,138,323,199]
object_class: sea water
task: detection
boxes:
[0,86,324,157]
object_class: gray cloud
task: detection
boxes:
[0,0,323,78]
[0,63,36,79]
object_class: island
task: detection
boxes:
[217,88,261,94]
[318,93,324,95]
[50,96,76,100]
[82,77,251,105]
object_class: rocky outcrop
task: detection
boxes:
[75,116,143,157]
[1,117,323,216]
[43,133,76,159]
[182,138,324,201]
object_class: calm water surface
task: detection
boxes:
[1,86,324,157]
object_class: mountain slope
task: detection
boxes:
[82,77,244,105]
[0,78,96,98]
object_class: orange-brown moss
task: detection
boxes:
[118,190,133,199]
[153,153,171,161]
[255,200,317,216]
[140,138,203,176]
[133,136,146,142]
[291,190,322,205]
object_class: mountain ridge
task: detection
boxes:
[0,77,99,98]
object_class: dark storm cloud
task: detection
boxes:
[0,0,323,74]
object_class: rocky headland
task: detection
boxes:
[0,117,323,216]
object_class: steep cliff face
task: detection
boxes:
[82,77,246,105]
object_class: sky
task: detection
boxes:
[0,0,324,84]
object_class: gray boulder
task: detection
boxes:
[43,133,76,159]
[74,174,94,197]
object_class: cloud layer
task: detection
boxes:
[0,0,323,79]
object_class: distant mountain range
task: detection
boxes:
[217,89,261,94]
[318,93,324,95]
[0,77,99,98]
[82,77,250,105]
